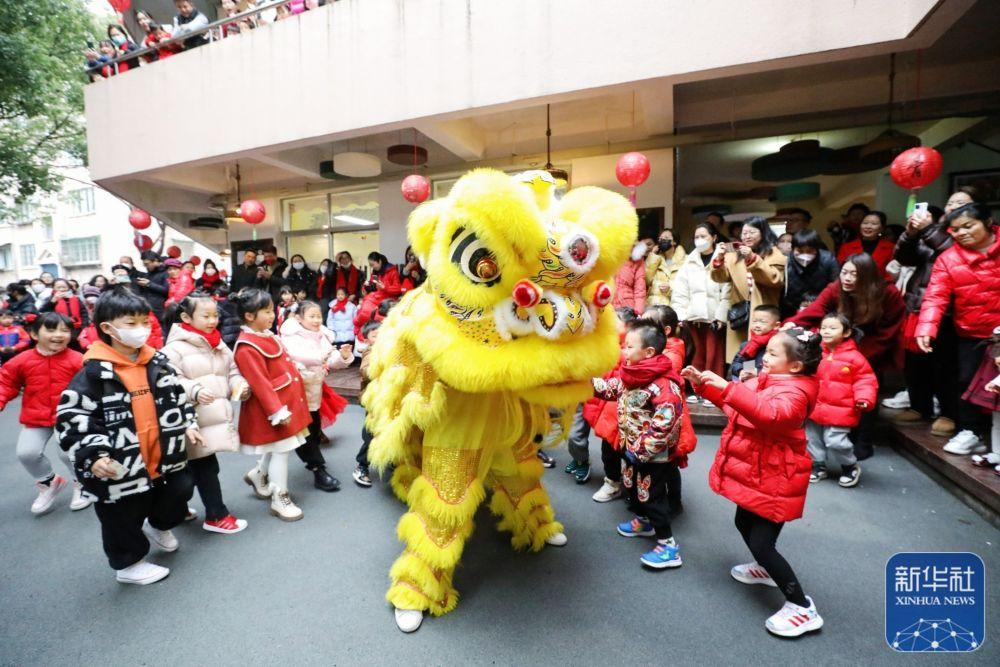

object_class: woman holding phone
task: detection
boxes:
[710,216,787,360]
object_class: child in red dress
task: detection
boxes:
[232,289,312,521]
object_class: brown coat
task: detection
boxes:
[710,247,786,358]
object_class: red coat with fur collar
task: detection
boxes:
[233,331,311,446]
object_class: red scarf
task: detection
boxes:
[618,353,677,389]
[180,322,222,348]
[200,271,221,290]
[336,266,359,296]
[54,296,83,329]
[315,273,326,299]
[742,328,778,359]
[331,297,349,313]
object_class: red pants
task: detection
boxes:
[688,322,725,377]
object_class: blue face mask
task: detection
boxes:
[111,35,126,46]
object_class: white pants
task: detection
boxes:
[17,427,73,482]
[805,420,857,470]
[257,452,290,492]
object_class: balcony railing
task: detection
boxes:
[90,0,294,78]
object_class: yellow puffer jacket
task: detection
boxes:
[645,245,686,307]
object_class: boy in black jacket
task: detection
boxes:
[57,288,200,585]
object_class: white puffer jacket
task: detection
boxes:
[670,249,732,324]
[161,325,244,459]
[280,318,351,410]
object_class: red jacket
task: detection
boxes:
[837,238,896,279]
[698,373,818,523]
[809,339,878,428]
[233,331,311,446]
[915,230,1000,340]
[167,269,196,306]
[77,312,163,350]
[0,325,30,353]
[612,259,647,314]
[52,295,88,330]
[0,348,83,427]
[787,281,905,373]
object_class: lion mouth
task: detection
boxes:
[493,291,597,341]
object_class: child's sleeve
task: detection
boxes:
[225,348,247,396]
[160,345,198,403]
[592,376,624,400]
[234,345,287,422]
[853,355,879,410]
[722,381,810,434]
[55,369,112,483]
[12,327,29,352]
[0,356,24,410]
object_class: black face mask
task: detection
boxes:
[658,239,673,253]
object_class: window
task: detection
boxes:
[283,195,329,232]
[0,245,12,270]
[19,244,36,267]
[40,216,53,241]
[282,188,380,264]
[67,188,95,216]
[62,236,101,265]
[13,201,36,226]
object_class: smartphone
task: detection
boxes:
[730,241,743,251]
[914,202,929,215]
[108,459,129,481]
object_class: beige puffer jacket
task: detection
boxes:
[280,318,351,411]
[161,325,244,459]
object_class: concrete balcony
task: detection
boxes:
[84,0,983,253]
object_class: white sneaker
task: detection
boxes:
[765,596,824,637]
[142,519,179,552]
[731,562,778,587]
[942,430,987,455]
[244,467,271,499]
[270,489,303,522]
[592,478,622,503]
[702,397,715,407]
[116,559,170,585]
[30,475,68,515]
[545,531,568,547]
[184,506,198,522]
[881,390,910,409]
[394,608,423,633]
[686,394,700,404]
[69,482,93,511]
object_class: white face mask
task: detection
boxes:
[292,261,305,270]
[108,325,151,348]
[31,284,45,294]
[205,268,216,276]
[795,253,817,267]
[694,238,712,252]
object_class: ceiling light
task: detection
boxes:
[334,215,376,226]
[333,152,382,178]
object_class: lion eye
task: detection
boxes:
[450,227,501,286]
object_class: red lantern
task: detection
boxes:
[166,245,182,259]
[615,152,651,206]
[890,147,943,190]
[133,234,153,251]
[107,0,132,13]
[239,199,266,225]
[190,255,201,266]
[128,208,151,230]
[401,174,431,204]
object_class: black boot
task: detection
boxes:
[312,466,341,492]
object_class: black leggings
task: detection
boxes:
[601,440,621,482]
[295,411,327,470]
[734,506,808,607]
[187,454,229,522]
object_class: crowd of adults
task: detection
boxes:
[85,1,336,80]
[615,192,1000,461]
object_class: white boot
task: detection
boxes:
[269,488,303,522]
[243,466,271,499]
[394,608,423,633]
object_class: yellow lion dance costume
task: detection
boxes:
[363,168,636,631]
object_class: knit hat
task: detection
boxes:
[82,285,102,299]
[164,258,183,268]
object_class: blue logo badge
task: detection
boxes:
[886,552,985,652]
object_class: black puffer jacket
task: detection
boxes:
[56,350,196,503]
[283,266,316,295]
[217,299,242,349]
[893,223,953,313]
[780,249,840,319]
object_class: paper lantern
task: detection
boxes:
[890,147,943,190]
[133,234,153,251]
[332,152,382,178]
[615,152,651,188]
[401,174,431,203]
[238,199,266,225]
[190,255,201,266]
[166,245,182,259]
[128,208,151,230]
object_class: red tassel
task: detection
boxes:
[320,383,348,428]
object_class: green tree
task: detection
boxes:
[0,0,99,211]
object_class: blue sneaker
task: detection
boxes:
[640,541,683,569]
[564,459,587,475]
[617,517,655,538]
[573,463,592,484]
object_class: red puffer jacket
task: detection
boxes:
[612,259,647,314]
[915,230,1000,340]
[0,348,83,426]
[809,339,878,428]
[697,373,818,523]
